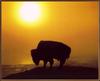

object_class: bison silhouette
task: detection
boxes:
[31,41,71,68]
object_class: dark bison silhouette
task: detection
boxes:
[31,41,71,68]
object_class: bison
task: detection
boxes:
[31,41,71,68]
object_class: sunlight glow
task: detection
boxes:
[19,2,41,23]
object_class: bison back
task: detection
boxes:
[36,41,71,60]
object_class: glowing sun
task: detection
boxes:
[19,2,41,23]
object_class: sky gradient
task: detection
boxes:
[2,1,99,68]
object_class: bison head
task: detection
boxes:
[31,49,40,65]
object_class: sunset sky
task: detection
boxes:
[1,1,99,68]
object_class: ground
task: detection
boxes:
[3,65,98,79]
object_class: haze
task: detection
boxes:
[1,2,98,68]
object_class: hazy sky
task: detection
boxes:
[2,1,98,68]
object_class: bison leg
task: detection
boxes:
[43,60,47,68]
[49,59,54,68]
[59,59,66,68]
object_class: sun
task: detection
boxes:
[19,2,41,23]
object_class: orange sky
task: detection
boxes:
[2,1,99,68]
